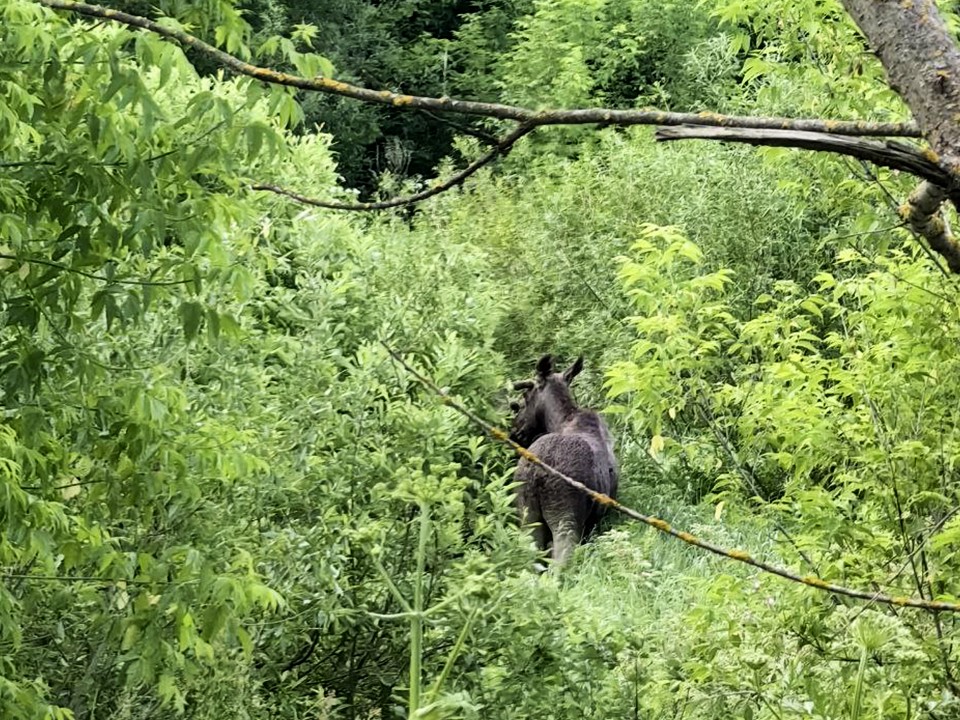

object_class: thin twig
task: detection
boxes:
[0,572,194,586]
[843,243,956,304]
[416,109,500,145]
[19,477,110,491]
[825,222,906,243]
[847,158,952,277]
[695,396,821,575]
[2,119,228,168]
[0,253,192,287]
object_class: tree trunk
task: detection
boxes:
[841,0,960,178]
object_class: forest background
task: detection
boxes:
[2,0,960,718]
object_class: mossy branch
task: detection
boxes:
[38,1,919,138]
[899,181,960,273]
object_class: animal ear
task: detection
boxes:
[509,401,521,413]
[563,356,584,384]
[536,354,553,378]
[513,380,535,391]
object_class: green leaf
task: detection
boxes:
[121,622,140,651]
[200,603,228,642]
[179,300,204,341]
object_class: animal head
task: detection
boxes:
[509,354,584,446]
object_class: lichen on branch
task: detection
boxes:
[899,181,960,273]
[38,0,920,138]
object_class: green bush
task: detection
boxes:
[4,3,960,720]
[606,226,960,717]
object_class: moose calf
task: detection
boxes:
[509,355,618,567]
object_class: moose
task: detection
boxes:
[509,355,619,568]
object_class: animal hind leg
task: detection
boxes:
[529,520,550,554]
[530,521,551,573]
[549,517,582,569]
[517,492,551,556]
[542,489,588,569]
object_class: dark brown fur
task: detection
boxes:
[509,355,618,567]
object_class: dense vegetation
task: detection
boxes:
[1,0,958,719]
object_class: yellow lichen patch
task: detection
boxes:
[322,79,351,93]
[489,427,509,441]
[921,147,940,163]
[257,69,290,83]
[593,493,618,507]
[727,549,752,561]
[825,120,838,130]
[891,596,911,606]
[676,531,696,544]
[391,95,414,106]
[265,68,302,83]
[517,447,540,463]
[648,517,672,532]
[800,575,830,589]
[701,111,730,126]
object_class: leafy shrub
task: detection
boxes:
[607,225,960,717]
[0,7,523,717]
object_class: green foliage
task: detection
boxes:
[244,0,532,194]
[606,224,736,497]
[712,0,905,120]
[0,5,519,718]
[5,2,960,720]
[0,3,298,716]
[500,0,606,109]
[424,128,842,395]
[497,0,723,155]
[241,0,723,191]
[501,0,719,111]
[607,226,960,717]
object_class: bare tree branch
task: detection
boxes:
[252,124,534,211]
[654,126,951,186]
[899,181,960,273]
[43,0,960,275]
[37,0,921,138]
